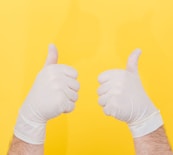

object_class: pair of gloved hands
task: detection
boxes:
[14,44,163,144]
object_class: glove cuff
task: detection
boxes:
[14,113,46,144]
[129,110,163,138]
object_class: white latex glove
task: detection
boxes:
[14,44,80,144]
[98,49,163,138]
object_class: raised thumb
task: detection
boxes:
[44,44,58,66]
[126,49,142,74]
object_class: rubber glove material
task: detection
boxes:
[14,44,80,144]
[98,49,163,137]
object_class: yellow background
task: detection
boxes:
[0,0,173,154]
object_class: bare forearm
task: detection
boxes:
[134,126,173,155]
[8,135,44,155]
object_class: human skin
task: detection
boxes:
[134,126,173,155]
[8,127,173,155]
[8,136,43,155]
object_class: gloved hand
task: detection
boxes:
[97,49,163,138]
[14,44,80,144]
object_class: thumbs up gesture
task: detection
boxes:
[14,44,80,144]
[98,49,163,138]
